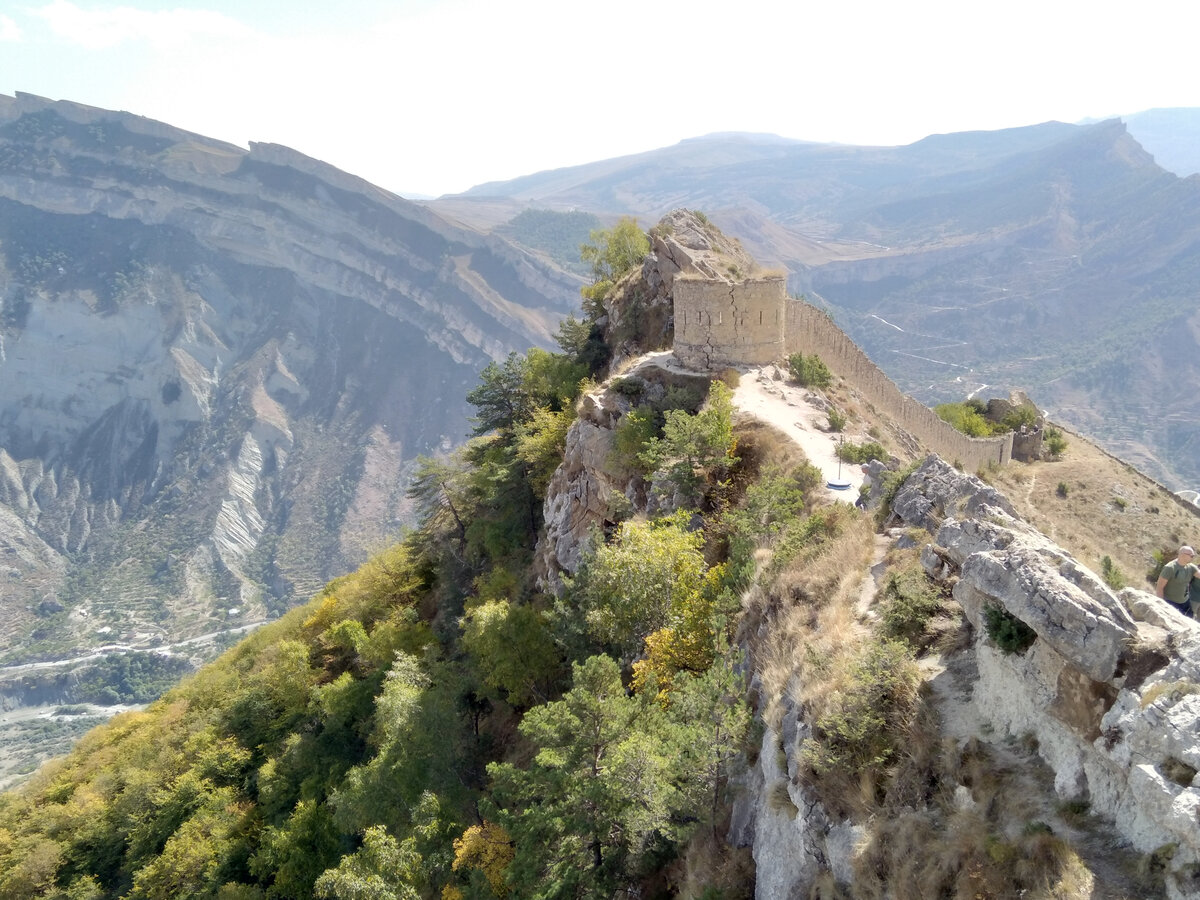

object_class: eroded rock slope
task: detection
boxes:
[0,92,579,664]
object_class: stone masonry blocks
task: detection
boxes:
[674,275,786,369]
[784,301,1012,472]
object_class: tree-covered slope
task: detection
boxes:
[2,216,1185,900]
[0,223,776,898]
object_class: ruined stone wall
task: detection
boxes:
[674,275,786,369]
[785,300,1012,471]
[1010,429,1044,462]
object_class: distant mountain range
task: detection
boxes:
[0,92,577,670]
[430,114,1200,491]
[1113,107,1200,177]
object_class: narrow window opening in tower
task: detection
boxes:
[759,310,763,324]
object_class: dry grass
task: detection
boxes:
[732,397,1180,897]
[744,504,1154,897]
[732,415,816,479]
[665,828,755,900]
[839,646,1160,900]
[770,507,874,605]
[854,754,1099,899]
[745,510,873,731]
[986,426,1200,590]
[1139,679,1200,709]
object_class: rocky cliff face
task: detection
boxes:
[536,210,751,587]
[0,92,580,665]
[534,352,712,591]
[737,456,1200,900]
[528,206,1200,896]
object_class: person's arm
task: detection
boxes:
[1157,575,1168,598]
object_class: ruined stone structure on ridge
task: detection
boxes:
[670,270,1017,472]
[673,273,788,369]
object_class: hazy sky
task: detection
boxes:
[1,0,1196,196]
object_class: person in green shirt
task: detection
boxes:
[1156,545,1198,616]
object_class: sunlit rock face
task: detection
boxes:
[0,92,580,662]
[736,457,1200,900]
[904,457,1200,899]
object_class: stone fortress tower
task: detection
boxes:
[673,273,787,369]
[644,209,788,370]
[651,209,1018,473]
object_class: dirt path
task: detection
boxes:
[856,531,892,621]
[732,366,866,502]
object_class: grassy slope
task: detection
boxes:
[985,425,1200,591]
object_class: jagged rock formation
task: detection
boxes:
[901,459,1199,894]
[535,352,711,591]
[0,92,579,665]
[536,211,758,588]
[537,208,1200,896]
[599,208,758,366]
[739,456,1200,900]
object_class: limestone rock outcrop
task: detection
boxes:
[599,209,760,367]
[535,353,711,592]
[893,456,1200,898]
[737,455,1200,899]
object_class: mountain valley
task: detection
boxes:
[3,92,1200,843]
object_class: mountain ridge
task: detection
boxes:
[0,211,1197,897]
[0,92,579,676]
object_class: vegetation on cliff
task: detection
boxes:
[2,213,1172,900]
[0,221,807,899]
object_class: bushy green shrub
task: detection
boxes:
[802,638,921,780]
[608,408,658,477]
[836,440,886,464]
[723,462,822,584]
[1001,405,1039,431]
[1147,548,1173,585]
[787,353,832,388]
[1044,426,1068,458]
[874,461,919,527]
[983,604,1037,654]
[935,401,997,437]
[827,408,847,432]
[880,566,946,651]
[639,381,738,500]
[769,504,852,572]
[609,376,645,397]
[1101,555,1127,590]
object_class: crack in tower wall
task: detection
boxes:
[673,276,786,370]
